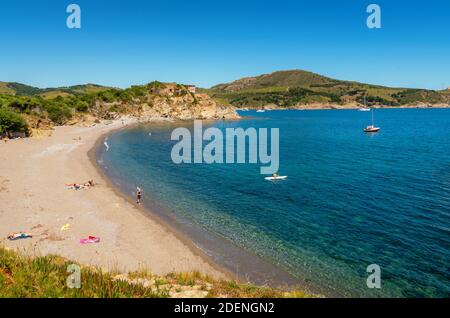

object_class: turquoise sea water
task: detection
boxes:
[99,109,450,297]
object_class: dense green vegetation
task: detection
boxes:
[208,70,450,108]
[0,82,170,133]
[222,87,340,108]
[0,93,90,126]
[0,247,312,298]
[0,247,166,298]
[0,108,28,135]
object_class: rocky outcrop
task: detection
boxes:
[92,83,239,122]
[22,114,53,137]
[15,82,239,135]
[140,90,238,120]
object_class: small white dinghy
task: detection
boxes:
[265,175,288,181]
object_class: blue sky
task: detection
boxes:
[0,0,449,89]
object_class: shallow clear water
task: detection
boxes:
[100,109,450,297]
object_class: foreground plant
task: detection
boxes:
[0,247,313,298]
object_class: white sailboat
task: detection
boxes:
[364,108,380,133]
[358,93,370,111]
[360,93,380,132]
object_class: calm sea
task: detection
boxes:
[97,109,450,297]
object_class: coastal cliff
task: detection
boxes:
[89,83,239,122]
[0,81,239,137]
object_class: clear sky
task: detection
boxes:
[0,0,449,89]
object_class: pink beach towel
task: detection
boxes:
[79,236,101,244]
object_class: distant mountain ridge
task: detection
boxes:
[208,70,450,108]
[0,82,112,97]
[211,70,343,92]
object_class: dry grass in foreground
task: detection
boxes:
[0,247,315,298]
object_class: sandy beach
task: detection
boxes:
[0,119,225,278]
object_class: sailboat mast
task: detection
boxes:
[372,108,374,126]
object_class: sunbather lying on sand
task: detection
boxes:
[65,180,94,190]
[66,183,86,190]
[8,232,33,241]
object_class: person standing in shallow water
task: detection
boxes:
[136,187,142,205]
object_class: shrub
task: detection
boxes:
[98,90,121,103]
[44,103,72,124]
[0,108,29,135]
[75,100,89,112]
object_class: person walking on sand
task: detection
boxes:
[136,187,142,205]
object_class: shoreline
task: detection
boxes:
[0,117,307,292]
[87,126,237,282]
[92,122,307,290]
[0,118,226,279]
[237,104,450,111]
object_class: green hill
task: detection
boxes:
[212,70,339,92]
[0,82,112,98]
[208,70,450,108]
[0,82,43,96]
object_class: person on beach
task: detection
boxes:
[66,183,83,190]
[85,179,94,187]
[104,138,110,152]
[136,187,142,205]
